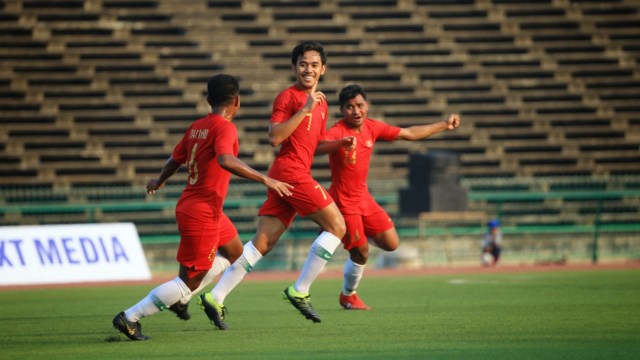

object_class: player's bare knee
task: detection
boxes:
[350,248,368,264]
[223,247,243,264]
[219,239,243,263]
[381,242,399,252]
[179,269,205,291]
[252,237,273,255]
[185,279,201,292]
[323,218,346,239]
[333,223,347,239]
[351,253,367,264]
[336,223,347,239]
[336,216,347,238]
[372,233,400,252]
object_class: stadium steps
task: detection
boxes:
[1,0,639,231]
[462,175,640,227]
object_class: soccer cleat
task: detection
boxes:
[339,293,371,310]
[168,301,191,321]
[112,311,150,341]
[282,285,321,323]
[198,293,228,330]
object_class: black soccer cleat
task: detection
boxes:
[168,301,191,321]
[112,311,150,341]
[282,285,321,323]
[198,293,229,330]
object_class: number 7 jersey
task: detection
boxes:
[268,85,328,182]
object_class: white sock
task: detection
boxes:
[294,231,341,294]
[179,255,231,305]
[124,277,191,322]
[342,257,365,296]
[211,241,263,304]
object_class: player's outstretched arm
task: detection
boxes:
[315,136,356,155]
[396,113,460,141]
[146,156,182,195]
[218,154,293,197]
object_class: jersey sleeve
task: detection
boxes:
[324,122,342,141]
[270,90,294,124]
[372,119,401,142]
[171,127,190,164]
[214,121,238,156]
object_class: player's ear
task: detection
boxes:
[206,96,213,107]
[234,95,240,108]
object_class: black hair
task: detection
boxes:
[291,41,327,65]
[207,74,239,107]
[338,84,367,107]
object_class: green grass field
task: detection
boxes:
[1,269,639,360]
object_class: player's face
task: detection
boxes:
[292,51,325,91]
[340,94,368,129]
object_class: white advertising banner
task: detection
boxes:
[0,223,151,286]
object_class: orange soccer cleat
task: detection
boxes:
[339,293,371,310]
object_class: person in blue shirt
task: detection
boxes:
[481,219,502,266]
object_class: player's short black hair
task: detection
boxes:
[207,74,239,106]
[338,84,367,107]
[291,41,327,65]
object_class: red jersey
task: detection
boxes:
[325,118,400,215]
[268,85,328,182]
[172,113,239,219]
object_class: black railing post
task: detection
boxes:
[592,199,602,264]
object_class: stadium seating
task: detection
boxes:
[1,0,639,250]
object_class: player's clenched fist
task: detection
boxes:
[446,114,461,130]
[146,179,164,195]
[342,136,356,151]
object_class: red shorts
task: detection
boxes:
[259,178,334,227]
[175,211,238,271]
[341,199,394,250]
[218,213,238,247]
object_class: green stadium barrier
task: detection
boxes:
[468,190,639,202]
[3,186,638,265]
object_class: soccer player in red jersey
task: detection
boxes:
[317,84,460,310]
[200,41,348,328]
[112,74,293,341]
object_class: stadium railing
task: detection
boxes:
[2,176,638,266]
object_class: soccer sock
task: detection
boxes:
[179,255,231,305]
[211,241,262,304]
[294,231,341,294]
[125,277,191,322]
[342,257,365,296]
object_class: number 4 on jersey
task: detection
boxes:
[187,144,199,185]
